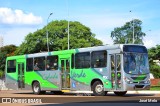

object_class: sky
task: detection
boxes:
[0,0,160,48]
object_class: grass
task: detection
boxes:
[150,86,160,91]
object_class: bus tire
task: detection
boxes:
[92,81,105,96]
[32,82,41,95]
[114,91,127,96]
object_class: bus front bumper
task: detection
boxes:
[124,83,150,90]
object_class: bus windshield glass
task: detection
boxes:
[123,45,149,74]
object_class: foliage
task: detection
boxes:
[148,45,160,78]
[0,45,17,72]
[149,64,160,78]
[15,20,102,54]
[148,45,160,63]
[0,52,6,72]
[150,86,160,91]
[111,19,145,44]
[0,70,4,79]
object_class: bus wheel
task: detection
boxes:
[114,91,127,96]
[32,82,41,95]
[92,81,105,96]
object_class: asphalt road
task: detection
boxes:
[0,90,160,105]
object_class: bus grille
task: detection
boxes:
[131,76,146,80]
[135,85,144,88]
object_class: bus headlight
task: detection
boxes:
[144,80,150,84]
[125,77,133,84]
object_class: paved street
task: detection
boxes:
[0,90,160,106]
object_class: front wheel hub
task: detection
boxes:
[34,85,39,92]
[95,84,103,93]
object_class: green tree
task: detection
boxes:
[148,45,160,63]
[15,20,102,54]
[149,64,160,78]
[148,45,160,78]
[0,45,17,72]
[0,52,6,71]
[111,19,146,44]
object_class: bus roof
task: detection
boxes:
[6,55,25,60]
[73,44,144,52]
[6,44,145,59]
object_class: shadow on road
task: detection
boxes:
[32,103,160,106]
[2,91,159,106]
[13,91,155,97]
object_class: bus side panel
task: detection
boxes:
[37,71,60,91]
[25,71,60,91]
[70,68,112,91]
[70,69,91,91]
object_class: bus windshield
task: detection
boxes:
[123,53,149,74]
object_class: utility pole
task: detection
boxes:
[46,13,53,52]
[66,0,70,50]
[130,10,134,44]
[0,36,3,52]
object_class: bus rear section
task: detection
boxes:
[5,56,26,90]
[5,51,74,94]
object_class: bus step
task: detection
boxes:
[62,90,70,92]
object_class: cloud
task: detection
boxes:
[0,7,42,25]
[1,27,38,46]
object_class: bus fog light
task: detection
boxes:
[129,82,133,84]
[125,78,133,84]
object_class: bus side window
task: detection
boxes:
[111,55,115,71]
[7,60,16,73]
[26,58,33,72]
[34,57,45,71]
[117,55,121,71]
[91,50,107,68]
[46,55,58,70]
[71,54,74,69]
[75,52,90,69]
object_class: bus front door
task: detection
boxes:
[18,63,25,89]
[110,54,122,90]
[61,59,70,89]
